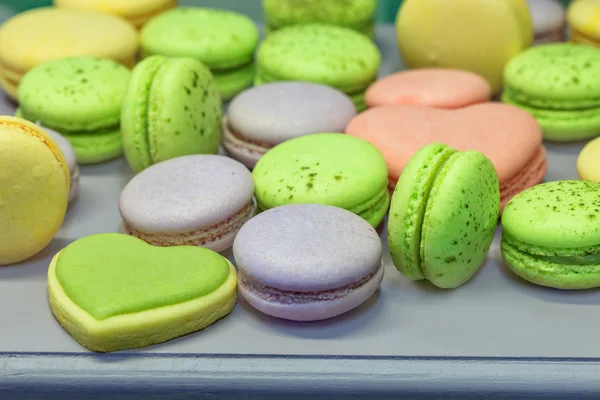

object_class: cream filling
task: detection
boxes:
[500,146,547,207]
[239,260,383,305]
[222,118,271,156]
[123,199,256,247]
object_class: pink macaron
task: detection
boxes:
[345,103,547,211]
[364,68,492,109]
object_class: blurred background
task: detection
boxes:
[0,0,577,24]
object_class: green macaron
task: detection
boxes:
[121,55,222,174]
[255,24,381,111]
[263,0,377,38]
[140,8,259,101]
[502,43,600,141]
[388,143,500,289]
[501,180,600,289]
[17,57,130,164]
[252,133,389,228]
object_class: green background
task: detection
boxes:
[0,0,574,23]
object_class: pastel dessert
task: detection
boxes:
[255,24,381,110]
[568,0,600,46]
[120,155,255,252]
[48,233,237,352]
[577,136,600,182]
[345,103,547,210]
[527,0,566,44]
[17,57,131,164]
[54,0,177,29]
[501,180,600,289]
[140,8,259,100]
[0,116,69,265]
[396,0,533,93]
[121,55,222,173]
[39,125,79,205]
[252,133,390,228]
[234,204,384,321]
[0,7,137,100]
[502,43,600,141]
[263,0,378,38]
[364,68,492,109]
[223,82,356,168]
[388,143,500,289]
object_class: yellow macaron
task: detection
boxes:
[395,0,533,93]
[0,116,70,265]
[568,0,600,46]
[0,7,138,100]
[53,0,177,29]
[577,136,600,182]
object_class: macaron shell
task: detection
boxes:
[234,204,383,292]
[527,0,565,37]
[256,24,381,93]
[120,155,254,234]
[0,8,138,73]
[140,7,259,70]
[0,116,69,265]
[212,63,256,101]
[421,151,500,288]
[43,126,79,204]
[345,103,543,185]
[61,127,123,165]
[238,264,384,321]
[502,180,600,249]
[227,82,356,146]
[364,68,492,109]
[567,0,600,41]
[252,133,389,226]
[577,136,600,181]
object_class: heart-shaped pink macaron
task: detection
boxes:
[345,103,547,210]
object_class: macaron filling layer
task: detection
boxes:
[223,119,271,155]
[499,146,547,208]
[239,261,383,304]
[347,186,390,225]
[123,199,256,249]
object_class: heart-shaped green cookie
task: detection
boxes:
[48,233,237,352]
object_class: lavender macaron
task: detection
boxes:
[119,155,256,252]
[222,81,356,169]
[233,204,384,321]
[38,124,79,205]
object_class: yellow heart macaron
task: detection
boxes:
[0,116,70,265]
[0,7,138,100]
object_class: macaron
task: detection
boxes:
[388,143,500,289]
[502,43,600,141]
[16,57,130,164]
[0,116,70,265]
[577,136,600,182]
[263,0,378,38]
[54,0,177,29]
[255,24,381,111]
[120,155,255,252]
[140,7,259,100]
[252,133,390,228]
[396,0,533,93]
[527,0,566,44]
[364,68,492,109]
[223,82,356,168]
[567,0,600,46]
[39,125,79,205]
[234,204,384,321]
[48,233,237,352]
[121,55,222,174]
[501,180,600,289]
[0,7,137,100]
[345,103,547,210]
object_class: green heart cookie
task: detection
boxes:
[48,233,237,352]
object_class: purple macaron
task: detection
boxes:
[119,155,256,252]
[222,81,356,169]
[233,204,384,321]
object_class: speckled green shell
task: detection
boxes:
[388,143,500,289]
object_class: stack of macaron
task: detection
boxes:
[2,1,600,357]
